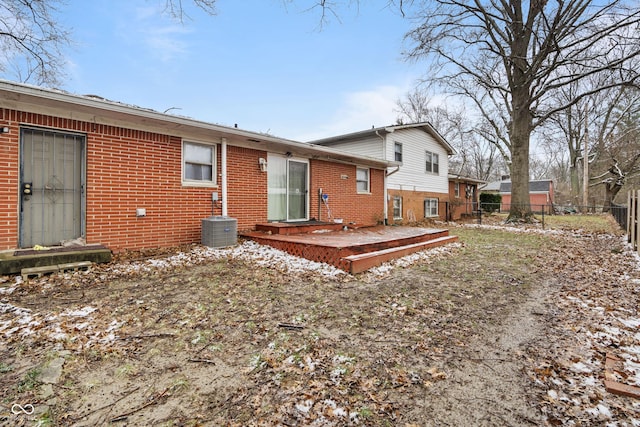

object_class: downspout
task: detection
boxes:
[375,130,388,224]
[221,137,228,217]
[385,166,401,224]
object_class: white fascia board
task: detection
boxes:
[0,80,395,169]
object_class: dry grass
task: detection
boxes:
[1,214,637,426]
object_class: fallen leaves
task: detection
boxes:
[2,215,640,425]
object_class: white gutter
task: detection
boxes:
[221,137,228,216]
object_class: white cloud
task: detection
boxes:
[116,5,193,62]
[141,24,191,62]
[296,84,408,141]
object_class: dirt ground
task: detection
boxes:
[1,215,640,426]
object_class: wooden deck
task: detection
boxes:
[242,224,458,274]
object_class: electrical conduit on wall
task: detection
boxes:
[221,137,228,217]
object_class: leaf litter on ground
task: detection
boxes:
[0,214,639,426]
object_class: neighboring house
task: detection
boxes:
[481,178,555,213]
[0,81,395,252]
[448,175,485,220]
[312,123,456,224]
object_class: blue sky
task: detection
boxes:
[58,1,422,141]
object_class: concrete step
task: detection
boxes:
[1,245,111,275]
[342,235,459,274]
[21,261,92,280]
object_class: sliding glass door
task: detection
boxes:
[267,154,308,222]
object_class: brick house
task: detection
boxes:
[481,178,555,213]
[447,175,485,220]
[0,81,394,252]
[312,123,456,224]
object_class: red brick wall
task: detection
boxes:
[85,130,218,251]
[500,193,551,213]
[310,160,385,227]
[387,189,449,223]
[0,110,19,250]
[0,109,272,251]
[448,181,478,220]
[0,108,387,251]
[226,146,268,230]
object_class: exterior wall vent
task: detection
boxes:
[201,216,237,248]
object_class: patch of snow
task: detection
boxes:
[107,240,347,277]
[366,243,461,276]
[62,306,97,317]
[323,399,347,417]
[618,317,640,328]
[603,325,622,337]
[105,320,123,332]
[462,223,566,236]
[0,285,16,295]
[623,359,640,386]
[571,362,592,374]
[586,403,612,419]
[622,345,640,357]
[330,367,347,384]
[295,399,314,414]
[333,354,355,364]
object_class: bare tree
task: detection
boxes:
[403,0,640,220]
[589,87,640,210]
[535,126,571,199]
[0,0,217,85]
[0,0,70,85]
[162,0,217,22]
[396,87,504,181]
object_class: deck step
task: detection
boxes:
[21,261,92,280]
[255,222,344,235]
[343,235,459,274]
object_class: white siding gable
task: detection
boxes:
[321,136,384,159]
[386,128,449,193]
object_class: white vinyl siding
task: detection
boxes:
[322,137,384,159]
[385,128,449,193]
[315,127,450,194]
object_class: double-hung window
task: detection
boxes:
[394,142,403,162]
[393,196,402,220]
[424,198,439,217]
[454,182,460,198]
[425,151,439,174]
[356,167,370,193]
[183,141,216,184]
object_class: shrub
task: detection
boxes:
[480,193,502,213]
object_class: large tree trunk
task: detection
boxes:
[603,183,623,213]
[569,162,580,203]
[508,88,533,221]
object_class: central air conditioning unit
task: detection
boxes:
[201,216,237,248]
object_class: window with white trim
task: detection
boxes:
[425,151,439,174]
[393,196,402,220]
[424,198,439,217]
[183,141,216,184]
[454,182,460,198]
[356,167,370,193]
[394,142,403,162]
